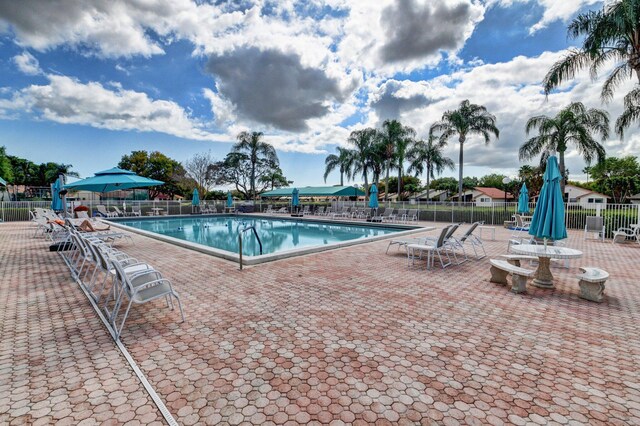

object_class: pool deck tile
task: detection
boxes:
[1,219,640,425]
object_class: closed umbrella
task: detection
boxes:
[192,188,200,206]
[226,191,233,208]
[292,188,299,214]
[517,182,529,214]
[50,177,63,211]
[64,167,163,193]
[528,155,567,242]
[369,184,379,219]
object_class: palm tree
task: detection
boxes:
[407,136,455,203]
[348,128,378,201]
[378,120,416,200]
[232,131,278,199]
[520,102,609,194]
[616,86,640,137]
[323,147,354,186]
[543,0,640,101]
[430,100,499,203]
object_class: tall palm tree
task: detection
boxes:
[323,147,354,186]
[430,100,499,203]
[407,136,455,203]
[378,120,415,200]
[348,128,378,201]
[616,86,640,137]
[543,0,640,101]
[520,102,609,194]
[232,131,278,199]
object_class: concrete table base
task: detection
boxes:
[532,257,554,289]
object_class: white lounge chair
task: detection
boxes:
[612,226,639,244]
[96,205,117,218]
[406,225,454,269]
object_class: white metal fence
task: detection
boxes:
[3,199,639,238]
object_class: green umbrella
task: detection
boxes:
[50,177,64,211]
[192,188,200,206]
[529,156,567,241]
[64,167,163,193]
[368,184,379,209]
[517,182,529,214]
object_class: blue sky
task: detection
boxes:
[0,0,635,188]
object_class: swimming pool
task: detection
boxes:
[111,215,422,264]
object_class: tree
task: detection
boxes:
[323,147,354,186]
[385,176,421,194]
[210,151,285,199]
[378,119,416,200]
[431,100,499,203]
[184,151,216,196]
[543,0,640,101]
[615,87,640,138]
[348,128,378,201]
[232,131,278,199]
[520,102,609,195]
[431,177,459,194]
[260,167,292,190]
[406,136,455,203]
[0,147,14,183]
[478,173,508,189]
[588,155,640,202]
[119,150,186,199]
[518,165,544,198]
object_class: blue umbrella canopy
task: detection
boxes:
[529,156,567,241]
[64,167,163,193]
[50,177,63,211]
[0,177,6,186]
[192,188,200,206]
[517,182,529,214]
[226,191,233,207]
[292,188,299,207]
[368,184,379,209]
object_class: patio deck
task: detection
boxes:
[1,220,639,425]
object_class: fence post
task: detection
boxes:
[491,202,495,226]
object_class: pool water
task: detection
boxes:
[117,215,406,256]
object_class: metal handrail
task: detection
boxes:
[238,225,262,270]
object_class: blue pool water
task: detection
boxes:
[117,215,406,256]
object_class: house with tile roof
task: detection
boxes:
[565,184,609,209]
[451,187,514,206]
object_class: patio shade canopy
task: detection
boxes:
[261,186,365,198]
[64,167,164,193]
[0,177,6,186]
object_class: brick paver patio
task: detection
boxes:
[1,219,639,425]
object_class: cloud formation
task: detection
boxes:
[12,51,41,75]
[206,47,345,131]
[0,75,227,142]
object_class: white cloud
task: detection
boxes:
[12,51,41,75]
[0,74,231,142]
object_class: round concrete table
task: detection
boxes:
[511,244,583,289]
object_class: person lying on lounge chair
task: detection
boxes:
[78,219,111,232]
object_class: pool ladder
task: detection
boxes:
[238,225,262,270]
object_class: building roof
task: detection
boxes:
[414,189,448,199]
[574,190,610,199]
[474,187,514,200]
[261,186,365,198]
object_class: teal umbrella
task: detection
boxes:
[0,177,6,186]
[50,177,63,211]
[517,182,529,214]
[64,167,163,193]
[192,188,200,206]
[528,155,567,241]
[368,184,379,209]
[292,188,299,207]
[226,191,233,208]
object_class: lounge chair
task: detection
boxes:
[385,227,437,254]
[449,221,486,260]
[406,225,454,269]
[406,209,419,222]
[373,208,394,222]
[111,206,125,217]
[96,205,117,218]
[613,226,639,244]
[315,206,325,216]
[110,259,184,340]
[584,216,605,242]
[397,209,408,223]
[130,205,141,216]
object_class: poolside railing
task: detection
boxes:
[3,199,639,238]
